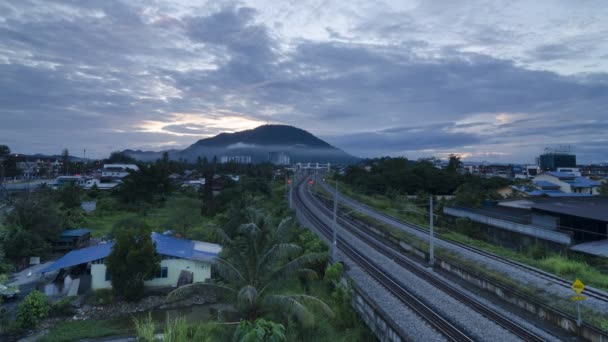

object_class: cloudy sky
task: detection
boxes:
[1,0,607,163]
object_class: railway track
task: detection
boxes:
[294,179,475,341]
[296,178,546,342]
[318,179,608,303]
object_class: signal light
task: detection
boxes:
[287,179,291,184]
[309,180,314,185]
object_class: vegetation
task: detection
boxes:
[16,290,49,329]
[234,319,286,342]
[105,219,160,301]
[39,319,132,342]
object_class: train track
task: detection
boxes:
[294,179,476,341]
[298,179,547,342]
[318,180,608,303]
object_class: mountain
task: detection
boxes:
[123,125,358,164]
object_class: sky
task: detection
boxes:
[1,0,607,163]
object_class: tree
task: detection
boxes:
[3,193,62,259]
[446,154,462,174]
[61,148,70,175]
[105,220,160,301]
[600,182,608,197]
[0,145,9,156]
[169,215,332,326]
[114,163,171,206]
[164,197,203,237]
[105,151,136,164]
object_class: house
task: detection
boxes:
[54,229,92,251]
[41,233,221,291]
[101,164,138,180]
[534,172,601,195]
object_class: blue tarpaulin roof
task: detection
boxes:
[533,180,561,189]
[40,233,221,273]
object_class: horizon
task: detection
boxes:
[2,1,608,164]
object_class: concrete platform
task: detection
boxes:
[570,240,608,257]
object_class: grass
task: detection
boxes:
[336,181,608,292]
[38,319,133,342]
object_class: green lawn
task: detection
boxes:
[38,319,133,342]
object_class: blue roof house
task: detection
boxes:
[534,172,601,196]
[41,233,221,291]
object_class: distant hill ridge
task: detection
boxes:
[123,124,357,163]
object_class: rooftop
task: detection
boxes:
[60,229,92,237]
[41,233,222,274]
[532,198,608,222]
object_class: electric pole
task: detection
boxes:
[331,180,338,261]
[429,195,435,267]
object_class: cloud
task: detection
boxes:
[1,1,608,163]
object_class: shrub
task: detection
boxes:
[16,290,49,329]
[96,197,119,213]
[50,298,75,317]
[233,319,286,342]
[133,313,156,342]
[324,262,344,286]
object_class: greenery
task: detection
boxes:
[39,319,133,342]
[105,219,160,301]
[234,319,286,342]
[49,298,76,317]
[16,290,49,329]
[169,215,332,326]
[133,313,156,341]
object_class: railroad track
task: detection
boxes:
[298,180,547,342]
[294,179,476,342]
[317,180,608,303]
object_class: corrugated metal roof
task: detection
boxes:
[533,180,560,189]
[569,177,601,188]
[532,198,608,221]
[41,242,114,273]
[547,171,576,179]
[60,229,92,237]
[40,233,221,273]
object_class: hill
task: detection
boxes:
[124,125,358,164]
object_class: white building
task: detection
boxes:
[220,155,252,164]
[41,233,221,291]
[268,152,290,165]
[101,164,138,179]
[533,172,601,195]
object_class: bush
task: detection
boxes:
[324,262,343,286]
[96,197,119,213]
[50,298,75,317]
[133,313,156,342]
[16,290,49,329]
[86,289,115,305]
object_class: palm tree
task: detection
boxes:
[168,212,332,326]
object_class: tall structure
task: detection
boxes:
[268,152,290,165]
[537,146,576,171]
[220,155,252,164]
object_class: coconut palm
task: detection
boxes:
[168,213,332,326]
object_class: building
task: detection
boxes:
[268,152,290,165]
[101,164,138,179]
[41,233,221,291]
[537,148,576,171]
[54,229,92,251]
[220,155,252,164]
[534,172,601,195]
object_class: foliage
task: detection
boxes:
[600,182,608,197]
[114,163,172,207]
[3,193,62,259]
[56,184,83,209]
[169,214,332,326]
[50,298,76,317]
[38,319,132,342]
[16,290,49,329]
[105,151,137,164]
[106,219,160,301]
[163,197,203,237]
[452,177,511,207]
[323,262,343,286]
[233,319,286,342]
[133,312,156,342]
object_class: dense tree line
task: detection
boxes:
[338,156,511,207]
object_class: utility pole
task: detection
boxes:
[289,177,293,209]
[429,195,435,267]
[331,180,338,261]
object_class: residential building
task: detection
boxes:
[41,233,221,291]
[534,172,601,195]
[54,229,92,251]
[268,152,290,165]
[101,164,138,179]
[220,155,252,164]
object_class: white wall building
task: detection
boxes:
[533,172,601,195]
[41,233,221,291]
[101,164,139,179]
